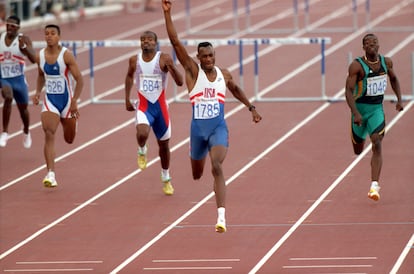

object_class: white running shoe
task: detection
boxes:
[23,133,32,149]
[0,132,8,147]
[43,171,58,188]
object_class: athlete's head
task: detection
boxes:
[362,33,379,56]
[140,31,158,53]
[44,24,61,46]
[6,15,21,36]
[197,42,215,72]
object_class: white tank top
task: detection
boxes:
[0,32,26,78]
[189,65,226,120]
[135,51,167,104]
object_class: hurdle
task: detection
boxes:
[169,37,332,102]
[304,0,360,33]
[244,0,300,34]
[365,0,414,33]
[185,0,240,35]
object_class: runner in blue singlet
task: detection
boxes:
[163,0,262,233]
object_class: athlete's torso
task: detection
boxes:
[0,32,26,79]
[135,51,167,104]
[39,47,72,99]
[354,55,388,104]
[189,65,227,133]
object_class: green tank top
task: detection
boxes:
[354,55,388,104]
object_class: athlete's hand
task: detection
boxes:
[251,109,262,123]
[32,93,41,105]
[70,101,80,119]
[125,100,135,111]
[396,101,404,112]
[162,0,171,12]
[353,112,362,126]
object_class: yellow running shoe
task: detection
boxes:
[368,187,380,201]
[162,177,174,195]
[215,219,227,233]
[137,145,147,170]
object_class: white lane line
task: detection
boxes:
[248,101,414,273]
[283,264,372,268]
[1,0,308,190]
[143,267,232,270]
[289,257,377,260]
[16,261,103,264]
[152,259,240,263]
[3,268,94,272]
[390,233,414,274]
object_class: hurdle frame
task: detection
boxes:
[244,0,300,34]
[185,0,240,35]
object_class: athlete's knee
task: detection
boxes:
[371,136,382,153]
[211,160,223,178]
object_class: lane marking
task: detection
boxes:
[1,1,412,272]
[390,233,414,274]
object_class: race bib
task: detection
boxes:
[139,74,162,94]
[194,100,220,119]
[45,76,65,94]
[0,62,22,78]
[366,75,387,96]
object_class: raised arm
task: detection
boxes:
[160,52,183,87]
[162,0,198,89]
[18,34,36,64]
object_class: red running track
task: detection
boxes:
[1,0,413,273]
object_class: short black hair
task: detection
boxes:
[141,31,157,42]
[197,41,213,52]
[45,24,61,35]
[362,33,376,45]
[7,15,20,25]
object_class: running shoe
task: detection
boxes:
[23,133,32,149]
[0,132,8,147]
[368,186,380,201]
[162,177,174,195]
[215,219,227,233]
[43,172,58,188]
[137,145,147,170]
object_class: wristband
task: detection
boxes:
[20,44,27,49]
[248,105,256,111]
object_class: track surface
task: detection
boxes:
[1,0,413,273]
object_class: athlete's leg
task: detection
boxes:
[61,117,77,144]
[1,86,13,133]
[209,145,228,208]
[369,132,384,182]
[136,123,151,147]
[191,157,206,180]
[16,103,30,134]
[41,112,60,171]
[157,138,170,170]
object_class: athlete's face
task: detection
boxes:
[363,35,379,57]
[197,46,215,71]
[6,19,19,37]
[140,33,157,52]
[44,27,60,46]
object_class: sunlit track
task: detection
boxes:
[1,0,413,273]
